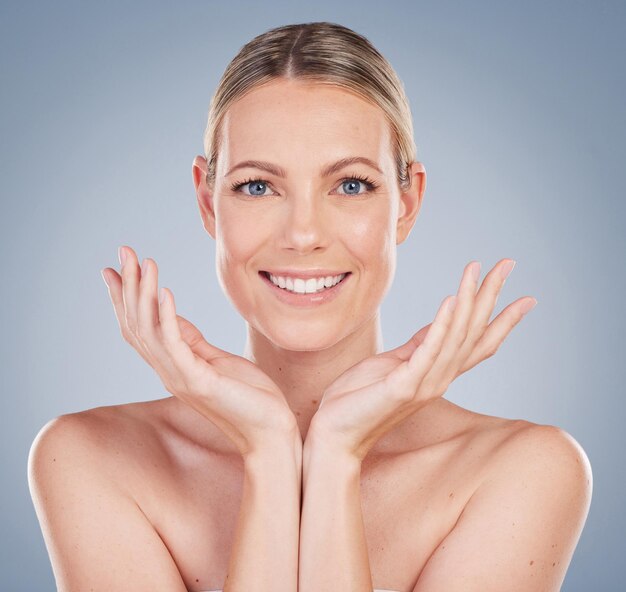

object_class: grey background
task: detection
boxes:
[1,0,623,589]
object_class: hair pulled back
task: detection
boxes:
[203,21,417,192]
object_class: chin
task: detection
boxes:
[259,319,351,352]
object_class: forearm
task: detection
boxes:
[299,439,372,591]
[223,432,302,592]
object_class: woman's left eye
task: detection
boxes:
[336,176,378,195]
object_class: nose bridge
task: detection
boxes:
[283,185,327,250]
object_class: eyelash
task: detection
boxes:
[229,174,379,196]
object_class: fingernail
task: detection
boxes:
[447,296,457,313]
[520,298,537,315]
[118,246,127,267]
[500,259,516,280]
[100,268,109,287]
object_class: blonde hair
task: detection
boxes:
[203,21,417,191]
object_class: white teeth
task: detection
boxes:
[268,272,347,294]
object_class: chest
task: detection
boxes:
[136,436,490,592]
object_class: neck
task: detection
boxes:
[243,312,384,442]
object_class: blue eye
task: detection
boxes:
[337,175,378,196]
[230,178,271,196]
[340,179,364,195]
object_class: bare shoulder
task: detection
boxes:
[460,408,593,501]
[29,400,164,482]
[469,417,594,552]
[410,415,593,590]
[486,419,593,490]
[28,401,188,590]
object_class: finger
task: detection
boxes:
[459,296,537,374]
[137,258,160,331]
[158,286,217,399]
[135,258,184,385]
[102,266,153,365]
[409,294,457,368]
[175,314,231,363]
[429,260,481,372]
[386,294,456,401]
[119,245,142,343]
[387,322,432,362]
[465,258,516,350]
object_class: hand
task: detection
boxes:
[306,259,537,461]
[101,245,300,457]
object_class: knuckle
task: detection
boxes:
[485,343,499,358]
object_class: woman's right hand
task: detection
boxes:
[100,245,299,458]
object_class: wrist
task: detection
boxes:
[244,431,303,473]
[302,431,362,481]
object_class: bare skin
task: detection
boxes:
[33,392,587,591]
[28,79,592,592]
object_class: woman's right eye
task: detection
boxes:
[230,178,274,197]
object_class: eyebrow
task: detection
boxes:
[224,156,383,178]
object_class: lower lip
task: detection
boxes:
[259,271,351,307]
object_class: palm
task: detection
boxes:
[308,258,537,462]
[320,322,430,404]
[175,313,295,429]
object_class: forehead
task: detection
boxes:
[218,79,393,174]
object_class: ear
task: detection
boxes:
[192,155,216,239]
[396,161,426,245]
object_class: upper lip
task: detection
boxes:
[261,269,351,279]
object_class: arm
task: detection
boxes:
[298,435,372,592]
[101,248,304,589]
[224,430,303,592]
[28,415,188,592]
[412,424,593,591]
[298,424,592,592]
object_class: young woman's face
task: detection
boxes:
[197,78,423,351]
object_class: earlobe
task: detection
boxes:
[396,161,426,245]
[192,156,216,239]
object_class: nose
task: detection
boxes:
[281,191,329,253]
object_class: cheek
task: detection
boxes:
[215,200,268,268]
[213,206,264,304]
[349,208,398,306]
[347,206,396,272]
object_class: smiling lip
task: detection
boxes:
[259,270,351,307]
[260,269,350,279]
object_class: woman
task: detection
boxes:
[28,21,592,592]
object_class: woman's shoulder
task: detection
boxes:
[398,399,591,481]
[29,396,237,488]
[29,399,174,486]
[32,399,159,446]
[482,416,593,480]
[438,402,593,498]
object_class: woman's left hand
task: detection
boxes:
[305,258,537,461]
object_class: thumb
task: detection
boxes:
[175,314,227,362]
[387,322,433,361]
